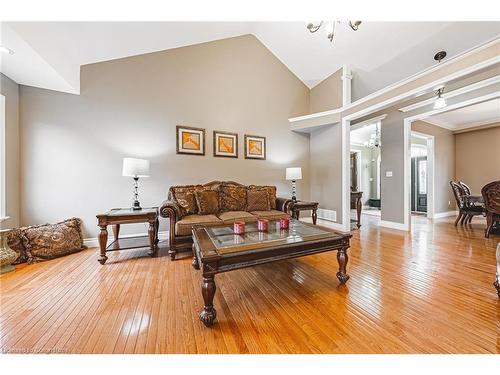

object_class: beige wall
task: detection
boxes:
[0,73,20,229]
[19,35,310,238]
[309,69,342,113]
[455,125,500,194]
[310,123,343,221]
[411,121,456,213]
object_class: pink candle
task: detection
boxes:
[257,218,269,232]
[279,217,290,229]
[233,221,246,234]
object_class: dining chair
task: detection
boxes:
[458,181,472,196]
[450,181,484,226]
[481,180,500,238]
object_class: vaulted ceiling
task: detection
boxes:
[1,21,499,97]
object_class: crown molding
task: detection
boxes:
[398,75,500,113]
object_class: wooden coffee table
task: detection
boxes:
[191,219,351,327]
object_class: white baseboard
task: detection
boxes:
[379,220,409,231]
[431,211,459,219]
[83,231,169,248]
[317,208,337,223]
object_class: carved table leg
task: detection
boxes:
[312,208,317,225]
[295,210,300,220]
[356,196,362,228]
[98,225,108,265]
[192,243,200,270]
[200,275,217,327]
[155,217,160,246]
[495,243,500,298]
[148,220,156,256]
[336,247,350,284]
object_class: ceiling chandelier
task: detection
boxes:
[306,21,362,42]
[364,123,381,149]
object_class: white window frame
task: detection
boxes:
[0,94,6,221]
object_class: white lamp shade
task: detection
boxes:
[286,167,302,180]
[122,158,150,177]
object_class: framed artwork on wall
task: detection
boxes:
[176,125,205,156]
[213,131,238,158]
[244,135,266,160]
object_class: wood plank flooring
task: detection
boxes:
[1,215,499,354]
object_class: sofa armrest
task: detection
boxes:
[160,200,183,221]
[276,197,293,213]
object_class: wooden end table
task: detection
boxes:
[289,200,319,224]
[96,207,159,265]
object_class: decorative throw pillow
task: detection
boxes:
[22,218,86,263]
[171,185,202,216]
[249,185,277,209]
[6,228,28,264]
[221,185,247,212]
[247,188,270,211]
[195,190,220,215]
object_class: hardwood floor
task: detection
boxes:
[1,215,498,354]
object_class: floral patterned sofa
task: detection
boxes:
[160,181,292,259]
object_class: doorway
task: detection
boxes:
[410,137,428,213]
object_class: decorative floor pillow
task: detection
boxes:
[6,229,28,264]
[22,218,86,263]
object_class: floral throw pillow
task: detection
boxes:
[22,218,86,263]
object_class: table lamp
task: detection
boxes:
[286,167,302,202]
[122,158,150,210]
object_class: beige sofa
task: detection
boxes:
[160,181,292,259]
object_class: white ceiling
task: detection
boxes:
[351,122,378,144]
[1,21,499,95]
[426,98,500,131]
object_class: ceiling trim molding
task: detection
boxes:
[340,37,499,114]
[452,120,500,134]
[407,92,500,126]
[351,114,387,130]
[289,37,500,129]
[452,118,500,132]
[398,75,500,113]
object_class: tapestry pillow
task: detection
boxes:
[247,188,270,211]
[220,185,247,212]
[248,185,277,209]
[21,218,87,263]
[171,185,203,216]
[195,190,220,215]
[6,228,28,264]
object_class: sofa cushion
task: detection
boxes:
[22,218,86,263]
[6,228,28,264]
[175,214,222,236]
[217,211,257,224]
[220,184,247,212]
[195,189,220,215]
[247,188,270,211]
[249,185,277,209]
[171,185,203,216]
[250,210,290,221]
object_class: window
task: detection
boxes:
[0,94,5,220]
[419,160,427,195]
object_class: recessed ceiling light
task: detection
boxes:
[0,46,15,55]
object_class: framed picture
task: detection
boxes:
[176,125,205,155]
[244,135,266,160]
[213,131,238,158]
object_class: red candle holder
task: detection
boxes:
[233,221,245,234]
[257,218,269,232]
[279,217,290,229]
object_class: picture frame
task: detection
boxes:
[244,135,266,160]
[213,130,238,158]
[176,125,205,156]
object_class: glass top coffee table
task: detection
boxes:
[191,219,352,327]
